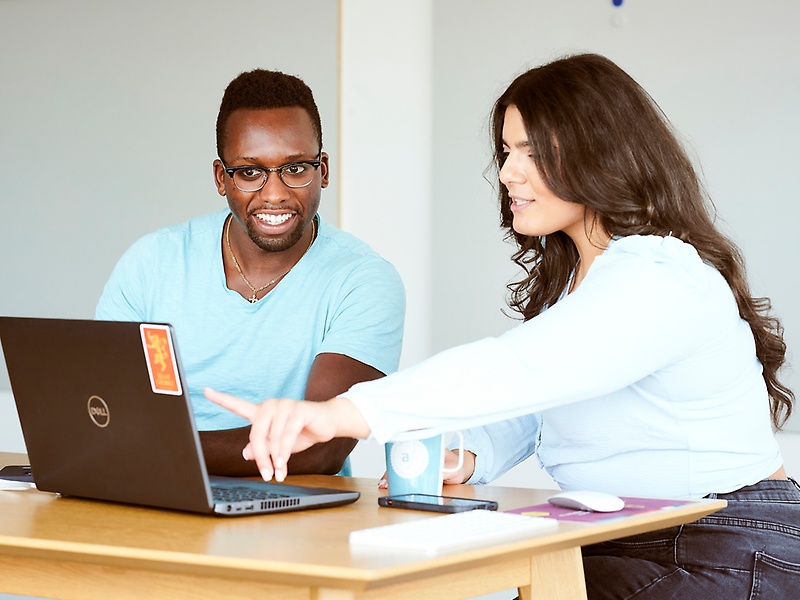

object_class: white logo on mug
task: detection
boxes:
[389,440,429,479]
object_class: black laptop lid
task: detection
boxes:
[0,317,214,513]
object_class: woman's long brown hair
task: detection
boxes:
[490,53,793,429]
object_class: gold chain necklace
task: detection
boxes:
[225,215,317,304]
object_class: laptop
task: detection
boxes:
[0,316,360,516]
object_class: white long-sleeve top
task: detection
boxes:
[345,235,783,499]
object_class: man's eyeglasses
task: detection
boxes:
[221,153,323,191]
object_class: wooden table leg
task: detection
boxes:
[519,547,587,600]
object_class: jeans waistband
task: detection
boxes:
[705,477,800,500]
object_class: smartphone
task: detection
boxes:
[0,465,34,483]
[378,493,498,513]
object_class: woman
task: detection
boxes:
[206,54,799,598]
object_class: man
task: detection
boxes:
[96,69,405,477]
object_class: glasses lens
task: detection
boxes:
[232,167,266,192]
[279,162,318,188]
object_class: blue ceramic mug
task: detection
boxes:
[384,432,464,496]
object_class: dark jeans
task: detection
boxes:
[581,478,800,599]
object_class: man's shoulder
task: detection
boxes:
[157,209,228,238]
[132,209,227,248]
[306,218,403,297]
[316,217,390,265]
[115,210,227,270]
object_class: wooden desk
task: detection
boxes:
[0,451,725,600]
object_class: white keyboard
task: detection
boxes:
[349,510,558,554]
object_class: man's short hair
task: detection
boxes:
[216,69,323,159]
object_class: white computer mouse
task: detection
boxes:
[547,490,625,513]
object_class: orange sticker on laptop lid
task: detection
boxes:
[140,324,182,395]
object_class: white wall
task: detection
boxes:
[0,0,339,386]
[3,0,800,470]
[339,0,433,368]
[2,4,799,599]
[0,0,338,471]
[0,391,24,454]
[428,0,800,435]
[343,0,800,488]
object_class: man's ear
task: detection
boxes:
[320,152,330,189]
[212,159,227,196]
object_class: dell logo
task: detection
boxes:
[87,395,110,428]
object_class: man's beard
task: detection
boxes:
[245,214,308,253]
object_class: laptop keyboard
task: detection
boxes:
[211,484,293,503]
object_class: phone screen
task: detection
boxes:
[379,493,498,513]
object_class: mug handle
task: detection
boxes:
[442,431,464,473]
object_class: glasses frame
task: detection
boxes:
[221,152,323,191]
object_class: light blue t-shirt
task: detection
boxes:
[345,235,783,499]
[96,209,405,433]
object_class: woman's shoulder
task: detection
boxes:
[607,234,699,259]
[592,234,725,297]
[603,235,707,274]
